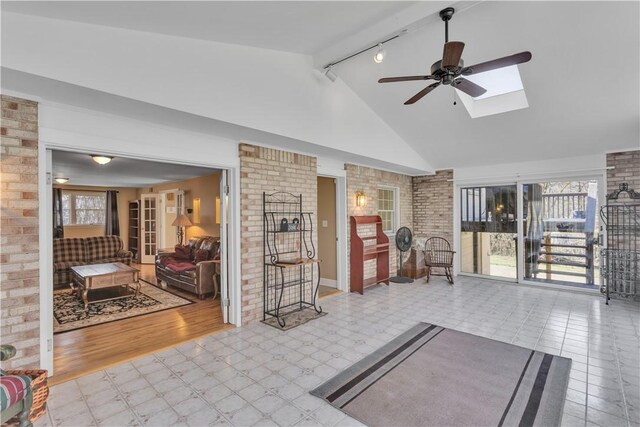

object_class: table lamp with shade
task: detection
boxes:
[172,213,192,245]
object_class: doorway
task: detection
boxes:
[317,176,340,298]
[47,148,235,383]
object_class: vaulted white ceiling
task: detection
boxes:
[2,1,417,54]
[334,1,639,168]
[2,1,638,172]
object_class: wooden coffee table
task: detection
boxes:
[70,262,140,310]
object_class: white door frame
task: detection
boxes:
[39,143,242,376]
[317,170,348,293]
[220,170,229,323]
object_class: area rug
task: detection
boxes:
[311,322,571,427]
[262,308,327,331]
[54,282,192,333]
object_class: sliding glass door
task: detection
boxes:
[460,185,518,279]
[459,178,601,289]
[522,180,599,289]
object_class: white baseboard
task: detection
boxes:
[320,278,337,288]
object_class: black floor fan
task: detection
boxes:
[390,226,414,283]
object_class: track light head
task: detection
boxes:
[373,43,385,63]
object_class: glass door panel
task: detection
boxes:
[522,180,599,288]
[460,185,518,279]
[141,194,158,264]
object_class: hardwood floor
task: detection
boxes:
[318,285,341,298]
[52,263,233,385]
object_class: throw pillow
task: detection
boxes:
[194,249,209,264]
[174,244,191,260]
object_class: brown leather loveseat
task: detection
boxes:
[155,236,220,299]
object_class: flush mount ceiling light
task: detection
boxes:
[54,177,69,184]
[91,155,113,165]
[373,43,386,63]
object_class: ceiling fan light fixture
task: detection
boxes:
[373,43,385,63]
[91,155,113,165]
[54,177,69,184]
[377,7,532,106]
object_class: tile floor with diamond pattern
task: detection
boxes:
[36,276,639,427]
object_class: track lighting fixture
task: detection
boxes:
[324,66,338,82]
[373,43,385,63]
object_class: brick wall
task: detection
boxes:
[239,144,317,324]
[0,95,40,369]
[606,150,640,197]
[345,164,413,284]
[412,170,454,244]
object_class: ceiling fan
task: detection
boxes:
[378,7,532,105]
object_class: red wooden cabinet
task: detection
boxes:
[350,215,390,294]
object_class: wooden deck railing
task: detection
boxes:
[542,192,587,219]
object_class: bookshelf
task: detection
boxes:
[350,215,390,294]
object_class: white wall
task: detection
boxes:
[2,12,432,173]
[453,153,606,185]
[38,102,240,168]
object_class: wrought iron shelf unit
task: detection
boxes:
[263,192,322,327]
[600,183,640,304]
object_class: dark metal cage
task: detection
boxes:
[599,183,640,303]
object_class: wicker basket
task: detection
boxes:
[5,369,49,424]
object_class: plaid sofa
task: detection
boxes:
[53,236,133,289]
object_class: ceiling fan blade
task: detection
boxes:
[442,41,465,69]
[454,78,487,98]
[404,82,441,105]
[462,51,532,75]
[378,75,435,83]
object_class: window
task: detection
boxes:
[378,187,398,234]
[62,190,106,226]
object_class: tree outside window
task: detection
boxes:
[62,190,106,225]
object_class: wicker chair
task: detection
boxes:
[1,345,33,427]
[424,237,455,285]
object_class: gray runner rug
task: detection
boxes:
[311,323,571,427]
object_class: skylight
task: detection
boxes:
[464,65,524,100]
[456,65,529,118]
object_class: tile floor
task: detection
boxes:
[37,276,639,427]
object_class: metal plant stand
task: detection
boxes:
[600,183,640,304]
[263,192,322,327]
